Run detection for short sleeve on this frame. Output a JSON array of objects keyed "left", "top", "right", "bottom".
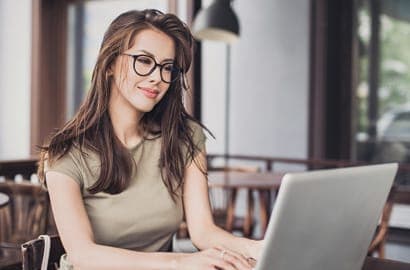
[
  {"left": 44, "top": 148, "right": 84, "bottom": 189},
  {"left": 191, "top": 121, "right": 206, "bottom": 153},
  {"left": 184, "top": 120, "right": 207, "bottom": 166}
]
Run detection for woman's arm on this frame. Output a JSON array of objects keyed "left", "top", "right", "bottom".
[
  {"left": 47, "top": 171, "right": 251, "bottom": 270},
  {"left": 183, "top": 152, "right": 263, "bottom": 260},
  {"left": 46, "top": 171, "right": 181, "bottom": 270}
]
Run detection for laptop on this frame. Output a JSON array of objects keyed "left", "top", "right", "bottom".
[{"left": 256, "top": 163, "right": 398, "bottom": 270}]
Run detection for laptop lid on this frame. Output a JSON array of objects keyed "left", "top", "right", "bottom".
[{"left": 256, "top": 163, "right": 398, "bottom": 270}]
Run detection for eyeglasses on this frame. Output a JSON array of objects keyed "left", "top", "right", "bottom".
[{"left": 122, "top": 54, "right": 181, "bottom": 83}]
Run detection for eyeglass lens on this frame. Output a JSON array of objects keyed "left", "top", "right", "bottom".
[{"left": 134, "top": 55, "right": 179, "bottom": 83}]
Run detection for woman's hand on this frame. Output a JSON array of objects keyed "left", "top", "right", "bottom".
[
  {"left": 176, "top": 247, "right": 254, "bottom": 270},
  {"left": 245, "top": 239, "right": 264, "bottom": 262}
]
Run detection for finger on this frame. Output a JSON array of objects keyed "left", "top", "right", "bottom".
[
  {"left": 247, "top": 257, "right": 257, "bottom": 267},
  {"left": 222, "top": 248, "right": 247, "bottom": 260},
  {"left": 213, "top": 247, "right": 251, "bottom": 268},
  {"left": 222, "top": 253, "right": 252, "bottom": 270},
  {"left": 209, "top": 256, "right": 237, "bottom": 270},
  {"left": 224, "top": 249, "right": 252, "bottom": 268}
]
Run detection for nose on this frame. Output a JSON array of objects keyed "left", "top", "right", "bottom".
[{"left": 148, "top": 65, "right": 162, "bottom": 83}]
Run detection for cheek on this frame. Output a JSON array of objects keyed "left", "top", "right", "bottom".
[
  {"left": 158, "top": 84, "right": 171, "bottom": 98},
  {"left": 113, "top": 60, "right": 141, "bottom": 90},
  {"left": 117, "top": 74, "right": 143, "bottom": 92}
]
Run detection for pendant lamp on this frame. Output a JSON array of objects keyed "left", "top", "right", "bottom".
[{"left": 192, "top": 0, "right": 240, "bottom": 43}]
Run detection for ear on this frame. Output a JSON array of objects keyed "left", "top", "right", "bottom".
[{"left": 105, "top": 67, "right": 115, "bottom": 79}]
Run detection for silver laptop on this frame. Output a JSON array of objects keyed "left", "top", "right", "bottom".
[{"left": 256, "top": 163, "right": 398, "bottom": 270}]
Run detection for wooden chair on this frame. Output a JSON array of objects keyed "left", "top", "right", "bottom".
[
  {"left": 208, "top": 166, "right": 260, "bottom": 237},
  {"left": 21, "top": 235, "right": 65, "bottom": 270},
  {"left": 368, "top": 186, "right": 410, "bottom": 258},
  {"left": 0, "top": 192, "right": 10, "bottom": 241},
  {"left": 0, "top": 181, "right": 50, "bottom": 249},
  {"left": 176, "top": 166, "right": 260, "bottom": 239},
  {"left": 0, "top": 192, "right": 22, "bottom": 269}
]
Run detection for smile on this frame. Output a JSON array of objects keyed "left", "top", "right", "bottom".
[{"left": 139, "top": 87, "right": 159, "bottom": 99}]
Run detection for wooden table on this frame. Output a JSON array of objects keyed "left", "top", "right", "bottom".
[
  {"left": 2, "top": 253, "right": 409, "bottom": 270},
  {"left": 208, "top": 171, "right": 284, "bottom": 189},
  {"left": 363, "top": 256, "right": 410, "bottom": 270},
  {"left": 208, "top": 171, "right": 284, "bottom": 236}
]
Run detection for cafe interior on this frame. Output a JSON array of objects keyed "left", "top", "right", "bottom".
[{"left": 1, "top": 0, "right": 410, "bottom": 269}]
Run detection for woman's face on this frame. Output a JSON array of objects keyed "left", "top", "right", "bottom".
[{"left": 110, "top": 28, "right": 176, "bottom": 116}]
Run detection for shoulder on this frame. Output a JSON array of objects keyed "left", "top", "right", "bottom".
[
  {"left": 51, "top": 144, "right": 95, "bottom": 166},
  {"left": 45, "top": 145, "right": 98, "bottom": 189},
  {"left": 186, "top": 119, "right": 206, "bottom": 143},
  {"left": 186, "top": 119, "right": 205, "bottom": 135}
]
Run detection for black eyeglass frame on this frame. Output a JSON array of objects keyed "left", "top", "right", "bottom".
[{"left": 122, "top": 53, "right": 182, "bottom": 83}]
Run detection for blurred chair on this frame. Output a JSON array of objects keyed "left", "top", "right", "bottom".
[
  {"left": 0, "top": 192, "right": 17, "bottom": 267},
  {"left": 0, "top": 192, "right": 10, "bottom": 241},
  {"left": 368, "top": 186, "right": 410, "bottom": 258},
  {"left": 176, "top": 166, "right": 260, "bottom": 239},
  {"left": 0, "top": 181, "right": 50, "bottom": 251},
  {"left": 208, "top": 166, "right": 260, "bottom": 237},
  {"left": 22, "top": 235, "right": 65, "bottom": 270}
]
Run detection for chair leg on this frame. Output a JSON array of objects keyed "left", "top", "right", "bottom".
[
  {"left": 258, "top": 190, "right": 269, "bottom": 237},
  {"left": 243, "top": 189, "right": 254, "bottom": 237},
  {"left": 378, "top": 240, "right": 386, "bottom": 259},
  {"left": 225, "top": 189, "right": 237, "bottom": 232},
  {"left": 368, "top": 201, "right": 393, "bottom": 258}
]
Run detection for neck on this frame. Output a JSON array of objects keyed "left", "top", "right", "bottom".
[{"left": 108, "top": 96, "right": 144, "bottom": 149}]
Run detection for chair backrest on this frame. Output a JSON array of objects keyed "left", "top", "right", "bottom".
[
  {"left": 208, "top": 166, "right": 260, "bottom": 236},
  {"left": 177, "top": 166, "right": 260, "bottom": 239},
  {"left": 391, "top": 186, "right": 410, "bottom": 205},
  {"left": 0, "top": 192, "right": 10, "bottom": 241},
  {"left": 0, "top": 181, "right": 49, "bottom": 247},
  {"left": 21, "top": 235, "right": 65, "bottom": 270},
  {"left": 208, "top": 166, "right": 260, "bottom": 212}
]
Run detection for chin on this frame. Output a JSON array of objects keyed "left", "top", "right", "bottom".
[
  {"left": 134, "top": 103, "right": 156, "bottom": 113},
  {"left": 130, "top": 97, "right": 161, "bottom": 113}
]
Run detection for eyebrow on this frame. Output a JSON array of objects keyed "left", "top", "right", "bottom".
[{"left": 135, "top": 50, "right": 175, "bottom": 63}]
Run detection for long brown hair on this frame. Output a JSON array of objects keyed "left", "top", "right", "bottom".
[{"left": 38, "top": 9, "right": 208, "bottom": 200}]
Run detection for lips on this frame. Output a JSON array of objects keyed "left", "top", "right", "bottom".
[{"left": 139, "top": 87, "right": 159, "bottom": 99}]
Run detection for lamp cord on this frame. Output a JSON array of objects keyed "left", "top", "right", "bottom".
[{"left": 225, "top": 44, "right": 231, "bottom": 166}]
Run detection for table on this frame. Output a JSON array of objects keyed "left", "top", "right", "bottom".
[
  {"left": 363, "top": 256, "right": 410, "bottom": 270},
  {"left": 0, "top": 254, "right": 408, "bottom": 270},
  {"left": 208, "top": 171, "right": 283, "bottom": 189},
  {"left": 208, "top": 171, "right": 284, "bottom": 236}
]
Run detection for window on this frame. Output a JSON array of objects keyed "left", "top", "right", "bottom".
[{"left": 355, "top": 0, "right": 410, "bottom": 185}]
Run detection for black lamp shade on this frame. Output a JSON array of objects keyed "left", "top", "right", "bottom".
[{"left": 192, "top": 0, "right": 240, "bottom": 43}]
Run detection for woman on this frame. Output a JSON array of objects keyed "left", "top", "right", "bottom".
[{"left": 38, "top": 9, "right": 262, "bottom": 270}]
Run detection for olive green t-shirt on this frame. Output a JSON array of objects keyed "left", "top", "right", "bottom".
[{"left": 45, "top": 122, "right": 206, "bottom": 252}]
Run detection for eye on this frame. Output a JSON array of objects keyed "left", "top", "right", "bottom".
[
  {"left": 163, "top": 63, "right": 174, "bottom": 73},
  {"left": 136, "top": 55, "right": 153, "bottom": 65}
]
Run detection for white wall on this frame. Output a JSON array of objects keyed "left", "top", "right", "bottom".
[
  {"left": 202, "top": 0, "right": 310, "bottom": 158},
  {"left": 0, "top": 0, "right": 32, "bottom": 159}
]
